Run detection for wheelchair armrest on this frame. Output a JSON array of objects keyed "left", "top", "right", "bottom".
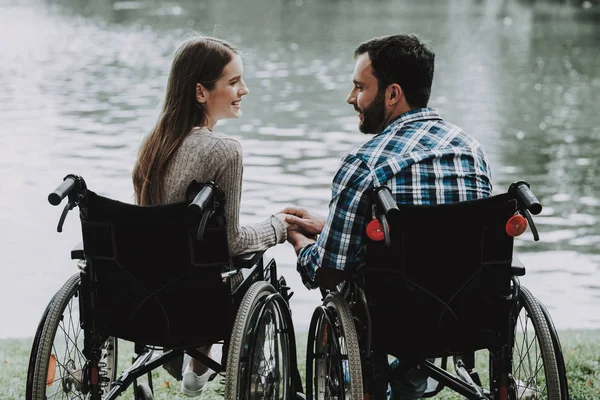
[
  {"left": 233, "top": 249, "right": 267, "bottom": 269},
  {"left": 511, "top": 256, "right": 526, "bottom": 276},
  {"left": 316, "top": 267, "right": 350, "bottom": 291},
  {"left": 71, "top": 242, "right": 84, "bottom": 260}
]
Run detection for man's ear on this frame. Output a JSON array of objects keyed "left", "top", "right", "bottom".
[
  {"left": 387, "top": 83, "right": 403, "bottom": 106},
  {"left": 196, "top": 83, "right": 207, "bottom": 103}
]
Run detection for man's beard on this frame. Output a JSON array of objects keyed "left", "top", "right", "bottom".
[{"left": 359, "top": 90, "right": 386, "bottom": 134}]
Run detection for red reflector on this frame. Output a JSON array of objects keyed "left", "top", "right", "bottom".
[
  {"left": 506, "top": 214, "right": 528, "bottom": 237},
  {"left": 46, "top": 354, "right": 57, "bottom": 386},
  {"left": 366, "top": 219, "right": 386, "bottom": 241}
]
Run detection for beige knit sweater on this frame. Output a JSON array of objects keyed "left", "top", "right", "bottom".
[{"left": 161, "top": 127, "right": 286, "bottom": 256}]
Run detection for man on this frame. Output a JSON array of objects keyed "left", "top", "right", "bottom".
[{"left": 284, "top": 34, "right": 492, "bottom": 399}]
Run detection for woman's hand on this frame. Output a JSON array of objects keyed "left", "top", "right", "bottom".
[{"left": 273, "top": 213, "right": 291, "bottom": 231}]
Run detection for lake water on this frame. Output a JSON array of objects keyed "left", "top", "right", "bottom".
[{"left": 1, "top": 0, "right": 599, "bottom": 338}]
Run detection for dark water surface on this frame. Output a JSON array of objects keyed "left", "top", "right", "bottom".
[{"left": 1, "top": 0, "right": 599, "bottom": 338}]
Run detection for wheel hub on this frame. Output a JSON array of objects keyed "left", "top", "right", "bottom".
[{"left": 61, "top": 359, "right": 85, "bottom": 394}]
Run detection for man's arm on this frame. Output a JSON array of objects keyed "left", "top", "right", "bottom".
[{"left": 290, "top": 154, "right": 373, "bottom": 289}]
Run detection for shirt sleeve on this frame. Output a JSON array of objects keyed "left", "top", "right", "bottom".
[
  {"left": 297, "top": 153, "right": 374, "bottom": 289},
  {"left": 214, "top": 139, "right": 281, "bottom": 256}
]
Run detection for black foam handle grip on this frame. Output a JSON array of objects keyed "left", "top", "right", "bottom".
[
  {"left": 48, "top": 177, "right": 76, "bottom": 206},
  {"left": 375, "top": 186, "right": 400, "bottom": 219},
  {"left": 188, "top": 184, "right": 216, "bottom": 216},
  {"left": 511, "top": 181, "right": 542, "bottom": 215}
]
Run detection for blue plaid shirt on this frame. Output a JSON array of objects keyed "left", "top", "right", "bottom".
[{"left": 297, "top": 108, "right": 493, "bottom": 289}]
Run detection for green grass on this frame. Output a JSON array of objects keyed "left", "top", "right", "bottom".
[{"left": 2, "top": 331, "right": 598, "bottom": 399}]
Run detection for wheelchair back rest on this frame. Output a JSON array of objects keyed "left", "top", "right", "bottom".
[
  {"left": 77, "top": 189, "right": 234, "bottom": 346},
  {"left": 365, "top": 193, "right": 518, "bottom": 353}
]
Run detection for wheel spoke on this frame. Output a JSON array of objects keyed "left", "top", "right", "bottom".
[
  {"left": 507, "top": 289, "right": 560, "bottom": 399},
  {"left": 56, "top": 316, "right": 85, "bottom": 362},
  {"left": 29, "top": 275, "right": 112, "bottom": 400}
]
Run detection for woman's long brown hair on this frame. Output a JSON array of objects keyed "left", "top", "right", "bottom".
[{"left": 132, "top": 36, "right": 238, "bottom": 205}]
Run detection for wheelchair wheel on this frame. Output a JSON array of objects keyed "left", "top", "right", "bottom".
[
  {"left": 538, "top": 300, "right": 569, "bottom": 399},
  {"left": 26, "top": 291, "right": 57, "bottom": 399},
  {"left": 27, "top": 273, "right": 118, "bottom": 400},
  {"left": 492, "top": 286, "right": 561, "bottom": 399},
  {"left": 224, "top": 281, "right": 294, "bottom": 400},
  {"left": 307, "top": 292, "right": 363, "bottom": 400}
]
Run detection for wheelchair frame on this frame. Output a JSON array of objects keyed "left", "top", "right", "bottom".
[
  {"left": 27, "top": 174, "right": 304, "bottom": 400},
  {"left": 305, "top": 182, "right": 568, "bottom": 400}
]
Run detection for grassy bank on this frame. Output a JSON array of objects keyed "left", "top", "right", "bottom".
[{"left": 1, "top": 330, "right": 598, "bottom": 399}]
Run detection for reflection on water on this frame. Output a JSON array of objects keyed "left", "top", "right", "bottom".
[{"left": 1, "top": 0, "right": 599, "bottom": 338}]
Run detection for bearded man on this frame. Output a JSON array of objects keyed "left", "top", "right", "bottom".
[{"left": 283, "top": 34, "right": 493, "bottom": 399}]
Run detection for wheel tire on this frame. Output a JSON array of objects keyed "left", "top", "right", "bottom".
[
  {"left": 27, "top": 273, "right": 118, "bottom": 399},
  {"left": 26, "top": 291, "right": 57, "bottom": 399},
  {"left": 312, "top": 292, "right": 363, "bottom": 400},
  {"left": 135, "top": 382, "right": 154, "bottom": 400},
  {"left": 538, "top": 299, "right": 570, "bottom": 399},
  {"left": 507, "top": 286, "right": 562, "bottom": 399},
  {"left": 224, "top": 281, "right": 293, "bottom": 400}
]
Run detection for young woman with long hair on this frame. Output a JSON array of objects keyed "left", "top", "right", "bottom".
[{"left": 132, "top": 35, "right": 288, "bottom": 397}]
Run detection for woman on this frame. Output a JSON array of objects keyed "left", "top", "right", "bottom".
[{"left": 132, "top": 35, "right": 288, "bottom": 397}]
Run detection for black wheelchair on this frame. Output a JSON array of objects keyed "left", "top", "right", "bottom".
[
  {"left": 26, "top": 174, "right": 304, "bottom": 400},
  {"left": 305, "top": 181, "right": 568, "bottom": 400}
]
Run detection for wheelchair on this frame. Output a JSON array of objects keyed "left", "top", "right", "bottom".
[
  {"left": 305, "top": 181, "right": 568, "bottom": 400},
  {"left": 26, "top": 174, "right": 304, "bottom": 400}
]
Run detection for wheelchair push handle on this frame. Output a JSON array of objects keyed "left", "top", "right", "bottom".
[
  {"left": 48, "top": 176, "right": 77, "bottom": 206},
  {"left": 373, "top": 186, "right": 400, "bottom": 247},
  {"left": 48, "top": 174, "right": 87, "bottom": 233},
  {"left": 374, "top": 186, "right": 400, "bottom": 219},
  {"left": 509, "top": 181, "right": 542, "bottom": 215},
  {"left": 188, "top": 183, "right": 216, "bottom": 216},
  {"left": 188, "top": 182, "right": 218, "bottom": 240}
]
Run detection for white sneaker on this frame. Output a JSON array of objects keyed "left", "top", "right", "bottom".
[
  {"left": 181, "top": 364, "right": 212, "bottom": 398},
  {"left": 180, "top": 345, "right": 223, "bottom": 398}
]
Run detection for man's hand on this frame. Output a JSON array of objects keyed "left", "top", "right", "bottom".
[
  {"left": 286, "top": 228, "right": 316, "bottom": 255},
  {"left": 280, "top": 206, "right": 326, "bottom": 237}
]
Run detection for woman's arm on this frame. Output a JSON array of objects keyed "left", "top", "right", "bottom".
[{"left": 214, "top": 139, "right": 286, "bottom": 256}]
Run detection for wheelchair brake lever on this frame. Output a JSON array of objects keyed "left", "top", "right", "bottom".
[
  {"left": 57, "top": 200, "right": 76, "bottom": 233},
  {"left": 380, "top": 213, "right": 391, "bottom": 247},
  {"left": 521, "top": 208, "right": 539, "bottom": 241},
  {"left": 196, "top": 209, "right": 212, "bottom": 240}
]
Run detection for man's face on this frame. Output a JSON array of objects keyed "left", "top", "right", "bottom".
[{"left": 347, "top": 53, "right": 386, "bottom": 134}]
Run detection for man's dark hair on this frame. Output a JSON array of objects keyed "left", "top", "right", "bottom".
[{"left": 355, "top": 34, "right": 435, "bottom": 108}]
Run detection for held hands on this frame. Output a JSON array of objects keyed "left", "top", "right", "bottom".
[
  {"left": 278, "top": 207, "right": 326, "bottom": 254},
  {"left": 280, "top": 207, "right": 325, "bottom": 236}
]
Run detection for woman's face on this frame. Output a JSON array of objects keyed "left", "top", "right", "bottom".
[{"left": 203, "top": 54, "right": 249, "bottom": 129}]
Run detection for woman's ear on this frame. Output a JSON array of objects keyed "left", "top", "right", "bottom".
[{"left": 196, "top": 83, "right": 207, "bottom": 104}]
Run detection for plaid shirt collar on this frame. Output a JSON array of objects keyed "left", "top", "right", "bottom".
[{"left": 379, "top": 107, "right": 442, "bottom": 136}]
